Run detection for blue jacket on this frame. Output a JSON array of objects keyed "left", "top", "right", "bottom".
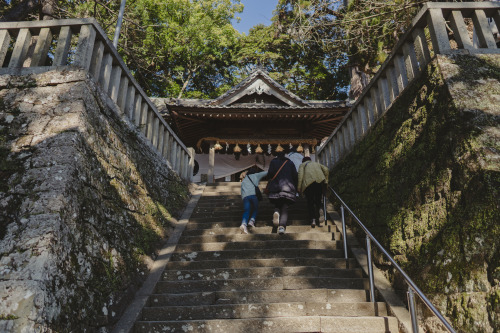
[{"left": 241, "top": 171, "right": 267, "bottom": 199}]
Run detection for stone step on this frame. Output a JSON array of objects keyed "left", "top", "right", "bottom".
[
  {"left": 141, "top": 302, "right": 388, "bottom": 321},
  {"left": 184, "top": 219, "right": 331, "bottom": 229},
  {"left": 174, "top": 240, "right": 342, "bottom": 253},
  {"left": 170, "top": 248, "right": 344, "bottom": 262},
  {"left": 189, "top": 211, "right": 312, "bottom": 221},
  {"left": 177, "top": 232, "right": 340, "bottom": 244},
  {"left": 134, "top": 316, "right": 399, "bottom": 333},
  {"left": 154, "top": 276, "right": 368, "bottom": 294},
  {"left": 181, "top": 225, "right": 340, "bottom": 236},
  {"left": 163, "top": 266, "right": 363, "bottom": 281},
  {"left": 165, "top": 258, "right": 357, "bottom": 271},
  {"left": 189, "top": 212, "right": 318, "bottom": 226},
  {"left": 148, "top": 288, "right": 369, "bottom": 306}
]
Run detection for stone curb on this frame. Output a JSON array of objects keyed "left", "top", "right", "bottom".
[{"left": 111, "top": 183, "right": 206, "bottom": 333}]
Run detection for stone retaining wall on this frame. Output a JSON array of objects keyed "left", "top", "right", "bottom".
[
  {"left": 0, "top": 69, "right": 189, "bottom": 332},
  {"left": 329, "top": 54, "right": 499, "bottom": 333}
]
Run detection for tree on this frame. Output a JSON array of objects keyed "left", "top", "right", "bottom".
[
  {"left": 273, "top": 0, "right": 426, "bottom": 99},
  {"left": 66, "top": 0, "right": 243, "bottom": 98},
  {"left": 235, "top": 2, "right": 349, "bottom": 100},
  {"left": 1, "top": 0, "right": 58, "bottom": 21},
  {"left": 1, "top": 0, "right": 243, "bottom": 98}
]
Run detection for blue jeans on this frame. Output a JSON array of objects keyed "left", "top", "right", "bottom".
[{"left": 241, "top": 195, "right": 259, "bottom": 225}]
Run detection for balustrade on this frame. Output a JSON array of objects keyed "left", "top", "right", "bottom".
[
  {"left": 317, "top": 2, "right": 500, "bottom": 167},
  {"left": 0, "top": 18, "right": 193, "bottom": 181}
]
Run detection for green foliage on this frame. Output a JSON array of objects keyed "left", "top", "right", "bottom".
[
  {"left": 0, "top": 314, "right": 19, "bottom": 320},
  {"left": 235, "top": 1, "right": 349, "bottom": 100},
  {"left": 65, "top": 0, "right": 244, "bottom": 98}
]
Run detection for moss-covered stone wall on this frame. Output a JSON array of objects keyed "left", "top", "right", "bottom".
[
  {"left": 0, "top": 70, "right": 189, "bottom": 332},
  {"left": 330, "top": 54, "right": 499, "bottom": 333}
]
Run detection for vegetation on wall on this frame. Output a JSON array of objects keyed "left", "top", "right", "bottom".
[{"left": 329, "top": 55, "right": 500, "bottom": 332}]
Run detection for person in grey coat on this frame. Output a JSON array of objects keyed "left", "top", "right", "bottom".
[{"left": 266, "top": 151, "right": 298, "bottom": 234}]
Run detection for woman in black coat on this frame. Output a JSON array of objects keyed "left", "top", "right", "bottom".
[{"left": 266, "top": 151, "right": 298, "bottom": 234}]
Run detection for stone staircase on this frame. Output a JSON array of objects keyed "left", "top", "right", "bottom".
[{"left": 134, "top": 182, "right": 399, "bottom": 332}]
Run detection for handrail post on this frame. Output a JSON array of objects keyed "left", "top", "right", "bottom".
[
  {"left": 340, "top": 205, "right": 348, "bottom": 262},
  {"left": 323, "top": 194, "right": 327, "bottom": 225},
  {"left": 366, "top": 235, "right": 376, "bottom": 303},
  {"left": 408, "top": 286, "right": 420, "bottom": 333}
]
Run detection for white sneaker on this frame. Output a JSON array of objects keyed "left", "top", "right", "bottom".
[
  {"left": 278, "top": 226, "right": 285, "bottom": 235},
  {"left": 240, "top": 224, "right": 248, "bottom": 234},
  {"left": 273, "top": 212, "right": 280, "bottom": 227},
  {"left": 248, "top": 220, "right": 256, "bottom": 228}
]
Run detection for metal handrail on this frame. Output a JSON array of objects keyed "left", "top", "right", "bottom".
[{"left": 326, "top": 185, "right": 456, "bottom": 333}]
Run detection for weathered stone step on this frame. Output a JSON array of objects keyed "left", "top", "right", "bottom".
[
  {"left": 189, "top": 210, "right": 312, "bottom": 221},
  {"left": 184, "top": 219, "right": 329, "bottom": 229},
  {"left": 134, "top": 316, "right": 399, "bottom": 333},
  {"left": 182, "top": 225, "right": 340, "bottom": 236},
  {"left": 170, "top": 248, "right": 344, "bottom": 262},
  {"left": 163, "top": 266, "right": 363, "bottom": 281},
  {"left": 177, "top": 232, "right": 340, "bottom": 244},
  {"left": 154, "top": 277, "right": 368, "bottom": 293},
  {"left": 193, "top": 202, "right": 310, "bottom": 209},
  {"left": 141, "top": 302, "right": 388, "bottom": 321},
  {"left": 165, "top": 258, "right": 357, "bottom": 270},
  {"left": 148, "top": 288, "right": 369, "bottom": 307},
  {"left": 174, "top": 240, "right": 342, "bottom": 253}
]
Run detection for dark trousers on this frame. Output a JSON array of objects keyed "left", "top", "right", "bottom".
[
  {"left": 271, "top": 198, "right": 293, "bottom": 227},
  {"left": 304, "top": 182, "right": 323, "bottom": 221}
]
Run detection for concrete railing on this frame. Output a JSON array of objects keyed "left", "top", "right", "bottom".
[
  {"left": 0, "top": 18, "right": 194, "bottom": 181},
  {"left": 317, "top": 2, "right": 500, "bottom": 168}
]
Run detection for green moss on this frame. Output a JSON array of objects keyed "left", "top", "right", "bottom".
[
  {"left": 0, "top": 314, "right": 19, "bottom": 320},
  {"left": 330, "top": 55, "right": 500, "bottom": 332}
]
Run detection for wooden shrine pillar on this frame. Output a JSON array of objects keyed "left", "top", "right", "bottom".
[
  {"left": 304, "top": 144, "right": 311, "bottom": 157},
  {"left": 208, "top": 141, "right": 215, "bottom": 183}
]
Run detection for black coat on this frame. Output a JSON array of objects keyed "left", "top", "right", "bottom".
[{"left": 267, "top": 157, "right": 298, "bottom": 202}]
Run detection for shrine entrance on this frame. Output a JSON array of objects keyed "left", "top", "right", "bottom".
[{"left": 153, "top": 69, "right": 349, "bottom": 182}]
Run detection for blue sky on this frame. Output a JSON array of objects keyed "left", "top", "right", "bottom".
[{"left": 232, "top": 0, "right": 279, "bottom": 34}]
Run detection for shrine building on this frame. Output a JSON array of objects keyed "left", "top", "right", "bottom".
[{"left": 153, "top": 69, "right": 349, "bottom": 182}]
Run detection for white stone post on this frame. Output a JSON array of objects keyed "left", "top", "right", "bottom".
[
  {"left": 74, "top": 25, "right": 96, "bottom": 71},
  {"left": 99, "top": 53, "right": 113, "bottom": 92},
  {"left": 472, "top": 9, "right": 498, "bottom": 49},
  {"left": 394, "top": 54, "right": 409, "bottom": 91},
  {"left": 109, "top": 66, "right": 122, "bottom": 103},
  {"left": 386, "top": 65, "right": 399, "bottom": 102},
  {"left": 448, "top": 11, "right": 474, "bottom": 50},
  {"left": 402, "top": 42, "right": 420, "bottom": 81},
  {"left": 152, "top": 117, "right": 160, "bottom": 147},
  {"left": 54, "top": 26, "right": 72, "bottom": 66},
  {"left": 412, "top": 28, "right": 431, "bottom": 69},
  {"left": 89, "top": 40, "right": 104, "bottom": 79},
  {"left": 9, "top": 28, "right": 31, "bottom": 68},
  {"left": 31, "top": 28, "right": 52, "bottom": 66},
  {"left": 427, "top": 8, "right": 451, "bottom": 53},
  {"left": 117, "top": 76, "right": 129, "bottom": 113},
  {"left": 139, "top": 101, "right": 148, "bottom": 134},
  {"left": 0, "top": 30, "right": 11, "bottom": 66},
  {"left": 157, "top": 125, "right": 165, "bottom": 153}
]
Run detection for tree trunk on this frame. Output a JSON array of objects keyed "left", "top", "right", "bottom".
[
  {"left": 41, "top": 0, "right": 58, "bottom": 20},
  {"left": 0, "top": 0, "right": 38, "bottom": 22},
  {"left": 349, "top": 65, "right": 369, "bottom": 101}
]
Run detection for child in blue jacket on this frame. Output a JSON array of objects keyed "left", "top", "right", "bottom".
[{"left": 240, "top": 166, "right": 267, "bottom": 234}]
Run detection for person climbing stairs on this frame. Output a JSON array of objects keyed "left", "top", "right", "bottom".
[{"left": 133, "top": 182, "right": 399, "bottom": 332}]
